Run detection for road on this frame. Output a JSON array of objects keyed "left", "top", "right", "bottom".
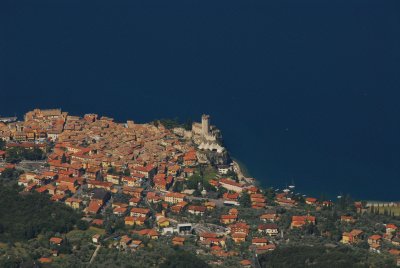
[{"left": 89, "top": 244, "right": 101, "bottom": 264}]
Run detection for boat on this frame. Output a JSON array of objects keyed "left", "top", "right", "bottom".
[{"left": 289, "top": 179, "right": 295, "bottom": 189}]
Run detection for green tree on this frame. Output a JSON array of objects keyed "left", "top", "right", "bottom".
[
  {"left": 61, "top": 153, "right": 67, "bottom": 163},
  {"left": 0, "top": 139, "right": 5, "bottom": 150},
  {"left": 77, "top": 220, "right": 89, "bottom": 230},
  {"left": 239, "top": 192, "right": 251, "bottom": 208},
  {"left": 160, "top": 250, "right": 210, "bottom": 268}
]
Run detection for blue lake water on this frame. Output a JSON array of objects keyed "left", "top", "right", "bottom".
[{"left": 1, "top": 0, "right": 400, "bottom": 200}]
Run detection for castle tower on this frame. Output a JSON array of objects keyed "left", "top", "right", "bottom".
[{"left": 201, "top": 114, "right": 210, "bottom": 137}]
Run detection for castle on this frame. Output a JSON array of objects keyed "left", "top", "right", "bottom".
[{"left": 192, "top": 115, "right": 224, "bottom": 154}]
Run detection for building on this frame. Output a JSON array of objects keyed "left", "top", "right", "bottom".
[
  {"left": 291, "top": 216, "right": 316, "bottom": 228},
  {"left": 341, "top": 229, "right": 363, "bottom": 244},
  {"left": 258, "top": 224, "right": 279, "bottom": 236},
  {"left": 219, "top": 178, "right": 243, "bottom": 193},
  {"left": 164, "top": 192, "right": 186, "bottom": 204}
]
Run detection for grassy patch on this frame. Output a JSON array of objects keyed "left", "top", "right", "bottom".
[
  {"left": 89, "top": 226, "right": 106, "bottom": 235},
  {"left": 201, "top": 165, "right": 218, "bottom": 181},
  {"left": 66, "top": 227, "right": 105, "bottom": 243}
]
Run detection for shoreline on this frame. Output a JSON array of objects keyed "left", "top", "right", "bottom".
[
  {"left": 230, "top": 157, "right": 250, "bottom": 177},
  {"left": 230, "top": 159, "right": 400, "bottom": 204}
]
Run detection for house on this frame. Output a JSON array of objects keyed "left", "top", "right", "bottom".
[
  {"left": 341, "top": 215, "right": 356, "bottom": 223},
  {"left": 240, "top": 260, "right": 252, "bottom": 268},
  {"left": 38, "top": 257, "right": 53, "bottom": 264},
  {"left": 246, "top": 186, "right": 259, "bottom": 194},
  {"left": 260, "top": 211, "right": 278, "bottom": 222},
  {"left": 250, "top": 193, "right": 267, "bottom": 209},
  {"left": 92, "top": 234, "right": 101, "bottom": 244},
  {"left": 368, "top": 234, "right": 382, "bottom": 246},
  {"left": 172, "top": 236, "right": 185, "bottom": 246},
  {"left": 219, "top": 178, "right": 243, "bottom": 193},
  {"left": 228, "top": 208, "right": 239, "bottom": 216},
  {"left": 134, "top": 229, "right": 160, "bottom": 240},
  {"left": 341, "top": 229, "right": 363, "bottom": 244},
  {"left": 120, "top": 235, "right": 132, "bottom": 248},
  {"left": 217, "top": 165, "right": 231, "bottom": 175},
  {"left": 49, "top": 237, "right": 63, "bottom": 246},
  {"left": 258, "top": 224, "right": 279, "bottom": 236},
  {"left": 169, "top": 200, "right": 187, "bottom": 213},
  {"left": 129, "top": 197, "right": 141, "bottom": 207},
  {"left": 369, "top": 243, "right": 381, "bottom": 253},
  {"left": 130, "top": 207, "right": 150, "bottom": 218},
  {"left": 276, "top": 197, "right": 297, "bottom": 207},
  {"left": 232, "top": 232, "right": 247, "bottom": 243},
  {"left": 386, "top": 224, "right": 398, "bottom": 235},
  {"left": 223, "top": 192, "right": 239, "bottom": 201},
  {"left": 92, "top": 219, "right": 104, "bottom": 227},
  {"left": 199, "top": 232, "right": 218, "bottom": 241},
  {"left": 252, "top": 238, "right": 268, "bottom": 247},
  {"left": 389, "top": 249, "right": 400, "bottom": 256},
  {"left": 65, "top": 198, "right": 83, "bottom": 209},
  {"left": 322, "top": 200, "right": 333, "bottom": 207},
  {"left": 133, "top": 165, "right": 156, "bottom": 179},
  {"left": 187, "top": 205, "right": 206, "bottom": 216},
  {"left": 147, "top": 191, "right": 162, "bottom": 203},
  {"left": 157, "top": 217, "right": 170, "bottom": 228},
  {"left": 105, "top": 174, "right": 120, "bottom": 185},
  {"left": 121, "top": 174, "right": 145, "bottom": 187},
  {"left": 167, "top": 165, "right": 180, "bottom": 176},
  {"left": 183, "top": 151, "right": 197, "bottom": 166},
  {"left": 125, "top": 216, "right": 146, "bottom": 226},
  {"left": 125, "top": 216, "right": 135, "bottom": 226},
  {"left": 164, "top": 192, "right": 186, "bottom": 204},
  {"left": 255, "top": 244, "right": 276, "bottom": 254},
  {"left": 87, "top": 180, "right": 113, "bottom": 191},
  {"left": 392, "top": 237, "right": 400, "bottom": 246},
  {"left": 113, "top": 207, "right": 128, "bottom": 216},
  {"left": 290, "top": 216, "right": 316, "bottom": 228},
  {"left": 220, "top": 214, "right": 237, "bottom": 224},
  {"left": 305, "top": 197, "right": 318, "bottom": 205},
  {"left": 130, "top": 240, "right": 144, "bottom": 251},
  {"left": 86, "top": 201, "right": 103, "bottom": 214},
  {"left": 183, "top": 168, "right": 194, "bottom": 177},
  {"left": 205, "top": 201, "right": 216, "bottom": 210},
  {"left": 229, "top": 222, "right": 250, "bottom": 235}
]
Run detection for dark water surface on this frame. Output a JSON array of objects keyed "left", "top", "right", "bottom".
[{"left": 1, "top": 0, "right": 400, "bottom": 200}]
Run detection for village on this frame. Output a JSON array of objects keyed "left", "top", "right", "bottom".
[{"left": 0, "top": 108, "right": 399, "bottom": 267}]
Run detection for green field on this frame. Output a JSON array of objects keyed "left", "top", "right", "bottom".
[{"left": 66, "top": 226, "right": 105, "bottom": 243}]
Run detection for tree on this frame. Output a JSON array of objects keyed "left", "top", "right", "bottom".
[
  {"left": 77, "top": 220, "right": 89, "bottom": 230},
  {"left": 239, "top": 192, "right": 251, "bottom": 208},
  {"left": 0, "top": 168, "right": 23, "bottom": 180},
  {"left": 173, "top": 181, "right": 184, "bottom": 192},
  {"left": 0, "top": 139, "right": 5, "bottom": 150},
  {"left": 61, "top": 153, "right": 67, "bottom": 164},
  {"left": 160, "top": 250, "right": 210, "bottom": 268},
  {"left": 264, "top": 187, "right": 276, "bottom": 201},
  {"left": 0, "top": 183, "right": 80, "bottom": 241},
  {"left": 123, "top": 168, "right": 131, "bottom": 176}
]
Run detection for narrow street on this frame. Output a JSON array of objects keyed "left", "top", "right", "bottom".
[{"left": 89, "top": 244, "right": 101, "bottom": 264}]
